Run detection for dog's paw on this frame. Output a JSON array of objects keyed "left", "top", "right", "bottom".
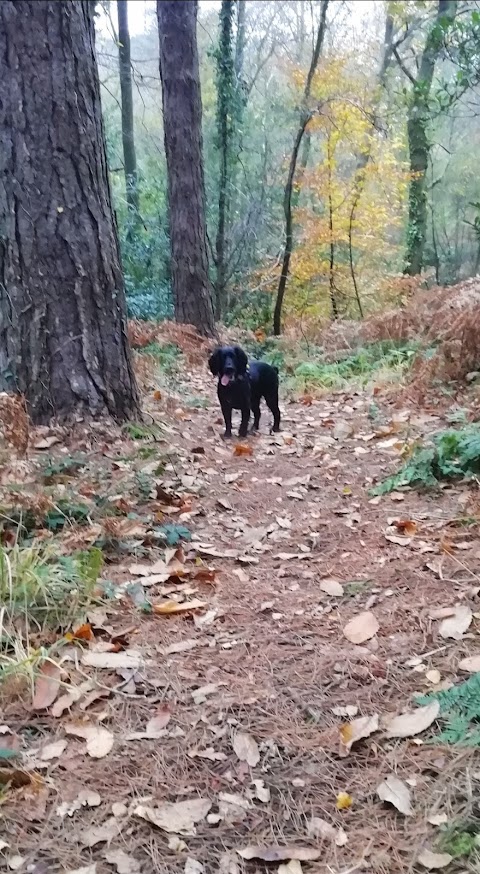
[{"left": 222, "top": 431, "right": 233, "bottom": 440}]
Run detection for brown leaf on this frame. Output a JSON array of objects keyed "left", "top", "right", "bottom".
[
  {"left": 339, "top": 714, "right": 379, "bottom": 756},
  {"left": 65, "top": 723, "right": 114, "bottom": 758},
  {"left": 233, "top": 443, "right": 253, "bottom": 457},
  {"left": 32, "top": 660, "right": 62, "bottom": 711},
  {"left": 104, "top": 851, "right": 140, "bottom": 874},
  {"left": 134, "top": 798, "right": 211, "bottom": 834},
  {"left": 233, "top": 731, "right": 260, "bottom": 767},
  {"left": 343, "top": 611, "right": 379, "bottom": 644},
  {"left": 377, "top": 775, "right": 413, "bottom": 816},
  {"left": 81, "top": 650, "right": 142, "bottom": 670},
  {"left": 438, "top": 605, "right": 472, "bottom": 640},
  {"left": 395, "top": 519, "right": 417, "bottom": 536},
  {"left": 319, "top": 578, "right": 344, "bottom": 597},
  {"left": 152, "top": 599, "right": 206, "bottom": 615},
  {"left": 417, "top": 850, "right": 453, "bottom": 870},
  {"left": 458, "top": 655, "right": 480, "bottom": 673},
  {"left": 237, "top": 846, "right": 320, "bottom": 862},
  {"left": 385, "top": 701, "right": 440, "bottom": 738}
]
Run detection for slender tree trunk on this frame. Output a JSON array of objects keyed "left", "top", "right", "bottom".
[
  {"left": 273, "top": 0, "right": 329, "bottom": 336},
  {"left": 0, "top": 0, "right": 139, "bottom": 425},
  {"left": 235, "top": 0, "right": 246, "bottom": 80},
  {"left": 327, "top": 135, "right": 338, "bottom": 320},
  {"left": 117, "top": 0, "right": 139, "bottom": 219},
  {"left": 157, "top": 0, "right": 215, "bottom": 337},
  {"left": 347, "top": 11, "right": 394, "bottom": 318},
  {"left": 214, "top": 0, "right": 235, "bottom": 320},
  {"left": 404, "top": 0, "right": 456, "bottom": 276}
]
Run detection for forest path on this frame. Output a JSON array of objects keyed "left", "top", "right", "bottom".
[{"left": 3, "top": 363, "right": 478, "bottom": 874}]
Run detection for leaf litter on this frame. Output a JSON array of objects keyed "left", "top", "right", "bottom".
[{"left": 4, "top": 333, "right": 480, "bottom": 874}]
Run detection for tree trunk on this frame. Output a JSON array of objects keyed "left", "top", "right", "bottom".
[
  {"left": 0, "top": 0, "right": 139, "bottom": 425},
  {"left": 273, "top": 0, "right": 329, "bottom": 336},
  {"left": 157, "top": 0, "right": 215, "bottom": 337},
  {"left": 234, "top": 0, "right": 246, "bottom": 81},
  {"left": 117, "top": 0, "right": 139, "bottom": 218},
  {"left": 404, "top": 0, "right": 456, "bottom": 276},
  {"left": 214, "top": 0, "right": 235, "bottom": 320},
  {"left": 347, "top": 11, "right": 394, "bottom": 317}
]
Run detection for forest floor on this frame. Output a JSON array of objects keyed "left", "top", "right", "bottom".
[{"left": 1, "top": 337, "right": 480, "bottom": 874}]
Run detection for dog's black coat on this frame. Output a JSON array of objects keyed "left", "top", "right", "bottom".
[{"left": 208, "top": 345, "right": 281, "bottom": 438}]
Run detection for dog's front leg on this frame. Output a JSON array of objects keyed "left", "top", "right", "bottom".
[
  {"left": 220, "top": 399, "right": 233, "bottom": 439},
  {"left": 239, "top": 406, "right": 250, "bottom": 438}
]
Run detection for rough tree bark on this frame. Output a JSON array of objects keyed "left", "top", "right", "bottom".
[
  {"left": 0, "top": 0, "right": 139, "bottom": 425},
  {"left": 157, "top": 0, "right": 215, "bottom": 337},
  {"left": 117, "top": 0, "right": 139, "bottom": 218},
  {"left": 404, "top": 0, "right": 456, "bottom": 276},
  {"left": 273, "top": 0, "right": 329, "bottom": 336}
]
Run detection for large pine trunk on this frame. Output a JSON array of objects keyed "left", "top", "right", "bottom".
[
  {"left": 157, "top": 0, "right": 215, "bottom": 337},
  {"left": 0, "top": 0, "right": 139, "bottom": 425}
]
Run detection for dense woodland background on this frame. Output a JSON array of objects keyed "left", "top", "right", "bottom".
[{"left": 97, "top": 0, "right": 480, "bottom": 334}]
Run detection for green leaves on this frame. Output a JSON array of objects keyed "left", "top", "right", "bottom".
[{"left": 371, "top": 426, "right": 480, "bottom": 495}]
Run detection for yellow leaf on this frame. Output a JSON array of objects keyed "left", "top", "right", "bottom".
[{"left": 336, "top": 791, "right": 353, "bottom": 810}]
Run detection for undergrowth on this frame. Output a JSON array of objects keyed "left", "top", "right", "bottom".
[
  {"left": 0, "top": 543, "right": 103, "bottom": 639},
  {"left": 372, "top": 425, "right": 480, "bottom": 495},
  {"left": 292, "top": 340, "right": 417, "bottom": 392},
  {"left": 417, "top": 673, "right": 480, "bottom": 746}
]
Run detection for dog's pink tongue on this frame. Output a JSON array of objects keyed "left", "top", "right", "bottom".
[{"left": 221, "top": 375, "right": 230, "bottom": 386}]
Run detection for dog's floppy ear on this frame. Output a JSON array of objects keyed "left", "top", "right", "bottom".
[
  {"left": 233, "top": 346, "right": 248, "bottom": 374},
  {"left": 208, "top": 348, "right": 222, "bottom": 376}
]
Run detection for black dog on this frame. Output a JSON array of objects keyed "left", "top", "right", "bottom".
[{"left": 208, "top": 345, "right": 281, "bottom": 438}]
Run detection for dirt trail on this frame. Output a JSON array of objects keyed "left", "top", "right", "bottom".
[{"left": 3, "top": 367, "right": 479, "bottom": 874}]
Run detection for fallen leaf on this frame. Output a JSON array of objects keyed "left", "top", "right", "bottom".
[
  {"left": 134, "top": 798, "right": 212, "bottom": 834},
  {"left": 336, "top": 791, "right": 353, "bottom": 810},
  {"left": 40, "top": 739, "right": 68, "bottom": 761},
  {"left": 343, "top": 611, "right": 379, "bottom": 644},
  {"left": 458, "top": 655, "right": 480, "bottom": 673},
  {"left": 333, "top": 420, "right": 354, "bottom": 441},
  {"left": 65, "top": 868, "right": 97, "bottom": 874},
  {"left": 395, "top": 519, "right": 417, "bottom": 536},
  {"left": 428, "top": 812, "right": 448, "bottom": 826},
  {"left": 104, "top": 850, "right": 140, "bottom": 874},
  {"left": 233, "top": 731, "right": 260, "bottom": 767},
  {"left": 51, "top": 681, "right": 91, "bottom": 717},
  {"left": 34, "top": 435, "right": 60, "bottom": 449},
  {"left": 161, "top": 639, "right": 199, "bottom": 655},
  {"left": 233, "top": 443, "right": 253, "bottom": 457},
  {"left": 320, "top": 578, "right": 344, "bottom": 597},
  {"left": 185, "top": 860, "right": 204, "bottom": 874},
  {"left": 339, "top": 714, "right": 379, "bottom": 756},
  {"left": 438, "top": 605, "right": 472, "bottom": 640},
  {"left": 83, "top": 816, "right": 122, "bottom": 847},
  {"left": 146, "top": 707, "right": 171, "bottom": 734},
  {"left": 385, "top": 701, "right": 440, "bottom": 738},
  {"left": 8, "top": 857, "right": 26, "bottom": 871},
  {"left": 152, "top": 599, "right": 206, "bottom": 615},
  {"left": 307, "top": 817, "right": 337, "bottom": 841},
  {"left": 332, "top": 705, "right": 358, "bottom": 718},
  {"left": 65, "top": 723, "right": 114, "bottom": 758},
  {"left": 278, "top": 862, "right": 303, "bottom": 874},
  {"left": 425, "top": 669, "right": 441, "bottom": 684},
  {"left": 32, "top": 660, "right": 62, "bottom": 711},
  {"left": 384, "top": 533, "right": 412, "bottom": 546},
  {"left": 252, "top": 779, "right": 270, "bottom": 803},
  {"left": 417, "top": 849, "right": 453, "bottom": 869},
  {"left": 377, "top": 775, "right": 413, "bottom": 816},
  {"left": 81, "top": 651, "right": 142, "bottom": 670},
  {"left": 237, "top": 847, "right": 320, "bottom": 862},
  {"left": 56, "top": 789, "right": 102, "bottom": 818}
]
